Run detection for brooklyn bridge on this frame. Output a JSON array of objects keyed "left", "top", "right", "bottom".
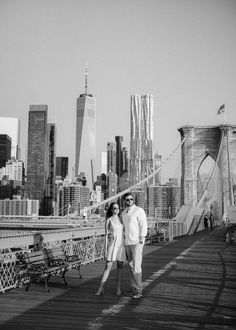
[{"left": 0, "top": 124, "right": 236, "bottom": 330}]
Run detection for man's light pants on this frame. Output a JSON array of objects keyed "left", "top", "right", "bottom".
[{"left": 125, "top": 243, "right": 144, "bottom": 294}]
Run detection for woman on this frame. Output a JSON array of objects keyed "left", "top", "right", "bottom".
[{"left": 95, "top": 202, "right": 126, "bottom": 296}]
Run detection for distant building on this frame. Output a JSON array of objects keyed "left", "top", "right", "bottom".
[
  {"left": 131, "top": 189, "right": 146, "bottom": 211},
  {"left": 154, "top": 153, "right": 162, "bottom": 185},
  {"left": 45, "top": 123, "right": 56, "bottom": 215},
  {"left": 130, "top": 94, "right": 154, "bottom": 186},
  {"left": 3, "top": 159, "right": 24, "bottom": 185},
  {"left": 25, "top": 105, "right": 48, "bottom": 215},
  {"left": 107, "top": 141, "right": 116, "bottom": 173},
  {"left": 0, "top": 134, "right": 11, "bottom": 168},
  {"left": 101, "top": 151, "right": 107, "bottom": 174},
  {"left": 56, "top": 157, "right": 68, "bottom": 180},
  {"left": 107, "top": 172, "right": 118, "bottom": 198},
  {"left": 119, "top": 172, "right": 129, "bottom": 193},
  {"left": 147, "top": 181, "right": 181, "bottom": 219},
  {"left": 122, "top": 147, "right": 129, "bottom": 174},
  {"left": 0, "top": 179, "right": 14, "bottom": 199},
  {"left": 56, "top": 182, "right": 90, "bottom": 216},
  {"left": 0, "top": 199, "right": 39, "bottom": 216},
  {"left": 0, "top": 168, "right": 4, "bottom": 179},
  {"left": 94, "top": 174, "right": 107, "bottom": 199},
  {"left": 75, "top": 67, "right": 96, "bottom": 191},
  {"left": 115, "top": 136, "right": 123, "bottom": 178},
  {"left": 0, "top": 117, "right": 20, "bottom": 159},
  {"left": 115, "top": 136, "right": 128, "bottom": 191},
  {"left": 95, "top": 185, "right": 103, "bottom": 203}
]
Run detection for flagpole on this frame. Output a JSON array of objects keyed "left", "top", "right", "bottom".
[{"left": 223, "top": 105, "right": 226, "bottom": 124}]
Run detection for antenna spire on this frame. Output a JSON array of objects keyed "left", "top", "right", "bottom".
[{"left": 85, "top": 62, "right": 88, "bottom": 95}]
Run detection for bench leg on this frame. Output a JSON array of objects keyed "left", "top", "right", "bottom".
[
  {"left": 45, "top": 274, "right": 50, "bottom": 292},
  {"left": 62, "top": 268, "right": 68, "bottom": 286},
  {"left": 26, "top": 280, "right": 31, "bottom": 291},
  {"left": 77, "top": 264, "right": 82, "bottom": 279}
]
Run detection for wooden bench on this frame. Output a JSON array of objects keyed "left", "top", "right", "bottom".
[{"left": 25, "top": 246, "right": 81, "bottom": 292}]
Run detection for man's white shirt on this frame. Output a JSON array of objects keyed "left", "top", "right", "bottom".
[{"left": 121, "top": 204, "right": 147, "bottom": 245}]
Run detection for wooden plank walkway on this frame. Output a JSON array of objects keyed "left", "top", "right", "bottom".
[{"left": 0, "top": 226, "right": 236, "bottom": 330}]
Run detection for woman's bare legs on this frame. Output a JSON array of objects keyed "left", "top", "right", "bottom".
[
  {"left": 95, "top": 261, "right": 113, "bottom": 295},
  {"left": 116, "top": 261, "right": 123, "bottom": 296}
]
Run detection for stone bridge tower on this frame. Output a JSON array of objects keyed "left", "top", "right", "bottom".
[{"left": 178, "top": 125, "right": 236, "bottom": 213}]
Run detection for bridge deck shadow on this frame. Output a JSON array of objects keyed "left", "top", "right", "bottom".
[{"left": 0, "top": 226, "right": 235, "bottom": 330}]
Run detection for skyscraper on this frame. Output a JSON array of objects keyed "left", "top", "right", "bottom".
[
  {"left": 25, "top": 105, "right": 48, "bottom": 214},
  {"left": 75, "top": 67, "right": 96, "bottom": 191},
  {"left": 56, "top": 157, "right": 68, "bottom": 180},
  {"left": 115, "top": 136, "right": 123, "bottom": 178},
  {"left": 107, "top": 171, "right": 118, "bottom": 198},
  {"left": 101, "top": 151, "right": 107, "bottom": 174},
  {"left": 45, "top": 123, "right": 56, "bottom": 214},
  {"left": 0, "top": 134, "right": 11, "bottom": 168},
  {"left": 56, "top": 182, "right": 90, "bottom": 216},
  {"left": 115, "top": 136, "right": 128, "bottom": 191},
  {"left": 122, "top": 146, "right": 128, "bottom": 174},
  {"left": 130, "top": 94, "right": 154, "bottom": 186},
  {"left": 154, "top": 153, "right": 162, "bottom": 185},
  {"left": 0, "top": 117, "right": 20, "bottom": 160},
  {"left": 107, "top": 141, "right": 116, "bottom": 173}
]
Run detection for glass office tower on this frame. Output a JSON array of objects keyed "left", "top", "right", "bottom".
[
  {"left": 130, "top": 94, "right": 154, "bottom": 186},
  {"left": 75, "top": 73, "right": 96, "bottom": 191}
]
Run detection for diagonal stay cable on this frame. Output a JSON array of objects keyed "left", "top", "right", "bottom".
[{"left": 86, "top": 133, "right": 189, "bottom": 213}]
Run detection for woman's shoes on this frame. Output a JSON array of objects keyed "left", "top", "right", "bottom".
[
  {"left": 95, "top": 287, "right": 123, "bottom": 296},
  {"left": 95, "top": 287, "right": 104, "bottom": 296}
]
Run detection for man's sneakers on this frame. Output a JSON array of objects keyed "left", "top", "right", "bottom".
[
  {"left": 124, "top": 288, "right": 143, "bottom": 299},
  {"left": 132, "top": 291, "right": 142, "bottom": 299}
]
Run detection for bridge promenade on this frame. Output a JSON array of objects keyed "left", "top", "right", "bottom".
[{"left": 0, "top": 225, "right": 235, "bottom": 330}]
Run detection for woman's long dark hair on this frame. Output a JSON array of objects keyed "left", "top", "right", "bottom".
[{"left": 106, "top": 202, "right": 119, "bottom": 220}]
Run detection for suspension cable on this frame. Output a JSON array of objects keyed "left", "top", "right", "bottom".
[
  {"left": 55, "top": 132, "right": 191, "bottom": 217},
  {"left": 84, "top": 132, "right": 189, "bottom": 213}
]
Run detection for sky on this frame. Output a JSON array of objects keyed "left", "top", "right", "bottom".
[{"left": 0, "top": 0, "right": 236, "bottom": 178}]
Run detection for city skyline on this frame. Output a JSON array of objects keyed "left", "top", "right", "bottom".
[{"left": 0, "top": 0, "right": 236, "bottom": 178}]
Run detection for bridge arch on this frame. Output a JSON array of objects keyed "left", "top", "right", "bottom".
[
  {"left": 178, "top": 125, "right": 236, "bottom": 213},
  {"left": 197, "top": 153, "right": 217, "bottom": 203}
]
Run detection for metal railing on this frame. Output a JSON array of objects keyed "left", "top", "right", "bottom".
[
  {"left": 0, "top": 217, "right": 188, "bottom": 294},
  {"left": 0, "top": 235, "right": 105, "bottom": 294},
  {"left": 153, "top": 220, "right": 187, "bottom": 241}
]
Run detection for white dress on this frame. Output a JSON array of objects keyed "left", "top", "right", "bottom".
[{"left": 106, "top": 216, "right": 127, "bottom": 262}]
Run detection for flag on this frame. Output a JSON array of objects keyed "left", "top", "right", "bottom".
[{"left": 217, "top": 104, "right": 225, "bottom": 115}]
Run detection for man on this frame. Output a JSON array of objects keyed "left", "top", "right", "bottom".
[{"left": 121, "top": 192, "right": 147, "bottom": 299}]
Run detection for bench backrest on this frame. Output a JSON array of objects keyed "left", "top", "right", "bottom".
[
  {"left": 25, "top": 250, "right": 48, "bottom": 267},
  {"left": 44, "top": 246, "right": 66, "bottom": 264}
]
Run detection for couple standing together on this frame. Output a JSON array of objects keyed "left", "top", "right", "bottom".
[{"left": 95, "top": 193, "right": 147, "bottom": 299}]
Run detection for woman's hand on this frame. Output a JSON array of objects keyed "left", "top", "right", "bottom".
[{"left": 107, "top": 233, "right": 114, "bottom": 243}]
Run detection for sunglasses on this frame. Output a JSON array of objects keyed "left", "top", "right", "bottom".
[{"left": 125, "top": 198, "right": 133, "bottom": 202}]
